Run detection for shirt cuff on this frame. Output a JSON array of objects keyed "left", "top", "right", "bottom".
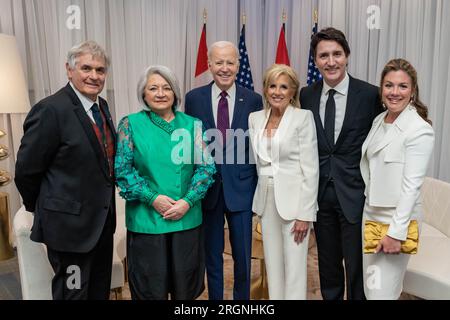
[
  {"left": 182, "top": 195, "right": 194, "bottom": 208},
  {"left": 144, "top": 191, "right": 159, "bottom": 206}
]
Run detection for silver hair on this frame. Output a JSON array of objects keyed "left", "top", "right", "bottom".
[
  {"left": 208, "top": 41, "right": 239, "bottom": 62},
  {"left": 67, "top": 40, "right": 110, "bottom": 70},
  {"left": 136, "top": 65, "right": 181, "bottom": 111}
]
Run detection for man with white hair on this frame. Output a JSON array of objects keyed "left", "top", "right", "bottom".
[
  {"left": 15, "top": 40, "right": 116, "bottom": 300},
  {"left": 185, "top": 41, "right": 263, "bottom": 300}
]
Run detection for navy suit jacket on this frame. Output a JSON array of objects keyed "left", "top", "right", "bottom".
[
  {"left": 300, "top": 76, "right": 383, "bottom": 223},
  {"left": 185, "top": 83, "right": 263, "bottom": 212}
]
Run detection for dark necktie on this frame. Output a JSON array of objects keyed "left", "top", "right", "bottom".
[
  {"left": 217, "top": 91, "right": 230, "bottom": 145},
  {"left": 91, "top": 103, "right": 105, "bottom": 138},
  {"left": 324, "top": 89, "right": 336, "bottom": 147}
]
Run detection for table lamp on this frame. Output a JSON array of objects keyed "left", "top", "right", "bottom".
[{"left": 0, "top": 33, "right": 31, "bottom": 260}]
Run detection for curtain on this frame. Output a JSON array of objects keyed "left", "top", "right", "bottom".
[{"left": 1, "top": 0, "right": 449, "bottom": 222}]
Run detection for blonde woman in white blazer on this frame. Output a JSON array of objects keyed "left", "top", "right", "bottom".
[
  {"left": 249, "top": 64, "right": 319, "bottom": 299},
  {"left": 360, "top": 59, "right": 434, "bottom": 300}
]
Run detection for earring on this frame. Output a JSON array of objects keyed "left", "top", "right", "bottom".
[
  {"left": 382, "top": 103, "right": 387, "bottom": 110},
  {"left": 409, "top": 96, "right": 415, "bottom": 109}
]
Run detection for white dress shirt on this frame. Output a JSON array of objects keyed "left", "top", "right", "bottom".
[
  {"left": 258, "top": 135, "right": 274, "bottom": 177},
  {"left": 319, "top": 72, "right": 349, "bottom": 143},
  {"left": 70, "top": 82, "right": 99, "bottom": 122},
  {"left": 211, "top": 83, "right": 236, "bottom": 127}
]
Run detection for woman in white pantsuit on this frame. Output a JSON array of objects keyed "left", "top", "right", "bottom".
[
  {"left": 249, "top": 64, "right": 319, "bottom": 300},
  {"left": 360, "top": 59, "right": 434, "bottom": 299}
]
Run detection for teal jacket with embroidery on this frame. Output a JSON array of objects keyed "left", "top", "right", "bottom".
[{"left": 115, "top": 110, "right": 215, "bottom": 234}]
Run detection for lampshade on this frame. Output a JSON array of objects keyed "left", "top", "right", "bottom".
[{"left": 0, "top": 34, "right": 30, "bottom": 114}]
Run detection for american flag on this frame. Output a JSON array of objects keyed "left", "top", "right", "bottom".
[
  {"left": 236, "top": 24, "right": 254, "bottom": 90},
  {"left": 307, "top": 21, "right": 322, "bottom": 85}
]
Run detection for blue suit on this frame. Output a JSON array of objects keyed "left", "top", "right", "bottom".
[{"left": 185, "top": 82, "right": 262, "bottom": 299}]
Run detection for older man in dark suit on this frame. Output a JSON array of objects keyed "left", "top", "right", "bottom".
[
  {"left": 15, "top": 40, "right": 116, "bottom": 300},
  {"left": 300, "top": 28, "right": 383, "bottom": 300},
  {"left": 185, "top": 41, "right": 262, "bottom": 300}
]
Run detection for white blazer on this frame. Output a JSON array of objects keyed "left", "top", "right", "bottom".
[
  {"left": 249, "top": 106, "right": 319, "bottom": 221},
  {"left": 360, "top": 105, "right": 434, "bottom": 240}
]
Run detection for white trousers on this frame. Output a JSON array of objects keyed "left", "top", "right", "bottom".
[{"left": 260, "top": 179, "right": 310, "bottom": 300}]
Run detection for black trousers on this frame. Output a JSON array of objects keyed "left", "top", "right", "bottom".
[
  {"left": 47, "top": 213, "right": 114, "bottom": 300},
  {"left": 314, "top": 182, "right": 365, "bottom": 300},
  {"left": 127, "top": 225, "right": 205, "bottom": 300}
]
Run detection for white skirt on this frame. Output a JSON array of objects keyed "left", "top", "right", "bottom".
[{"left": 362, "top": 215, "right": 411, "bottom": 300}]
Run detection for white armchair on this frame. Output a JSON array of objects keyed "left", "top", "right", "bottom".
[
  {"left": 403, "top": 177, "right": 450, "bottom": 299},
  {"left": 13, "top": 191, "right": 126, "bottom": 300},
  {"left": 13, "top": 206, "right": 53, "bottom": 299}
]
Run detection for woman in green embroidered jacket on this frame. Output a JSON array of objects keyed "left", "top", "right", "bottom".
[{"left": 115, "top": 65, "right": 215, "bottom": 300}]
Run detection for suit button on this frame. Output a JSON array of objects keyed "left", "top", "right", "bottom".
[
  {"left": 107, "top": 184, "right": 112, "bottom": 187},
  {"left": 104, "top": 206, "right": 108, "bottom": 209}
]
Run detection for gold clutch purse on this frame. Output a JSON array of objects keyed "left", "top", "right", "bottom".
[{"left": 363, "top": 220, "right": 419, "bottom": 254}]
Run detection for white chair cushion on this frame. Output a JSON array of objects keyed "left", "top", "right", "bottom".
[{"left": 404, "top": 223, "right": 450, "bottom": 300}]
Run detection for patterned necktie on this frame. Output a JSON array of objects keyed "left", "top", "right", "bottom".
[
  {"left": 217, "top": 91, "right": 229, "bottom": 145},
  {"left": 324, "top": 89, "right": 336, "bottom": 147},
  {"left": 91, "top": 103, "right": 105, "bottom": 138}
]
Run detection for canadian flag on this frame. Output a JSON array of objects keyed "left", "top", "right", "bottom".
[
  {"left": 275, "top": 23, "right": 290, "bottom": 66},
  {"left": 194, "top": 23, "right": 212, "bottom": 87}
]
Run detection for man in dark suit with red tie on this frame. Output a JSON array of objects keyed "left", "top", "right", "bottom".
[
  {"left": 185, "top": 41, "right": 262, "bottom": 300},
  {"left": 15, "top": 41, "right": 116, "bottom": 300},
  {"left": 300, "top": 28, "right": 383, "bottom": 300}
]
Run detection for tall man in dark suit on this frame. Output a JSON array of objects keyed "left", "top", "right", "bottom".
[
  {"left": 300, "top": 28, "right": 383, "bottom": 300},
  {"left": 185, "top": 41, "right": 262, "bottom": 300},
  {"left": 15, "top": 41, "right": 116, "bottom": 300}
]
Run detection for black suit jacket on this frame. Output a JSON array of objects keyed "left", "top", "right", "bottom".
[
  {"left": 300, "top": 76, "right": 383, "bottom": 223},
  {"left": 184, "top": 83, "right": 263, "bottom": 212},
  {"left": 15, "top": 83, "right": 116, "bottom": 253}
]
